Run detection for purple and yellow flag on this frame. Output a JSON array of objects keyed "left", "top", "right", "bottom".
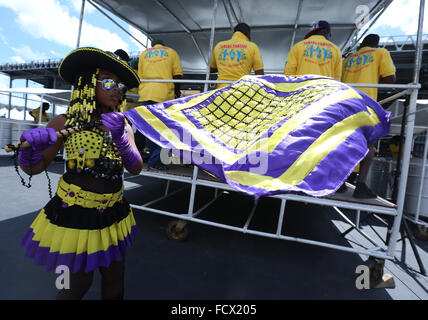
[{"left": 124, "top": 74, "right": 390, "bottom": 198}]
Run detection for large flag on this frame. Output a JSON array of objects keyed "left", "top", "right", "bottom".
[{"left": 124, "top": 74, "right": 390, "bottom": 198}]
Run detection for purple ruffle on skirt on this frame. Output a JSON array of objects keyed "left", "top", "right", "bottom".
[{"left": 20, "top": 225, "right": 138, "bottom": 273}]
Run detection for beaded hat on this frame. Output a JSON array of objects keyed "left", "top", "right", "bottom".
[{"left": 58, "top": 47, "right": 140, "bottom": 89}]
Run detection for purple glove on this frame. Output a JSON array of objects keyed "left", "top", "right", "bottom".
[
  {"left": 101, "top": 112, "right": 140, "bottom": 168},
  {"left": 18, "top": 127, "right": 57, "bottom": 167}
]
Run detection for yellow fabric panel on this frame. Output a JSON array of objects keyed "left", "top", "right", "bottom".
[
  {"left": 225, "top": 107, "right": 380, "bottom": 189},
  {"left": 29, "top": 210, "right": 136, "bottom": 255}
]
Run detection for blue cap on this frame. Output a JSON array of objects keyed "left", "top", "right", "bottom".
[{"left": 304, "top": 20, "right": 331, "bottom": 39}]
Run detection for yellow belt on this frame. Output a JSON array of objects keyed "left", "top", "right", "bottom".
[{"left": 57, "top": 176, "right": 123, "bottom": 212}]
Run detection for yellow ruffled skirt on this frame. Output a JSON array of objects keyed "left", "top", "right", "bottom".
[{"left": 21, "top": 177, "right": 138, "bottom": 273}]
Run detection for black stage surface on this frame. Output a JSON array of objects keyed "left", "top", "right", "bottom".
[{"left": 0, "top": 157, "right": 427, "bottom": 300}]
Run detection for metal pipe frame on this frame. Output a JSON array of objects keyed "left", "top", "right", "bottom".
[
  {"left": 87, "top": 0, "right": 148, "bottom": 49},
  {"left": 149, "top": 23, "right": 357, "bottom": 36},
  {"left": 204, "top": 0, "right": 219, "bottom": 92},
  {"left": 342, "top": 0, "right": 393, "bottom": 53},
  {"left": 415, "top": 129, "right": 428, "bottom": 221},
  {"left": 23, "top": 79, "right": 28, "bottom": 121},
  {"left": 130, "top": 198, "right": 391, "bottom": 260},
  {"left": 289, "top": 0, "right": 304, "bottom": 50},
  {"left": 124, "top": 0, "right": 420, "bottom": 257},
  {"left": 76, "top": 0, "right": 86, "bottom": 48},
  {"left": 221, "top": 0, "right": 235, "bottom": 31},
  {"left": 387, "top": 0, "right": 425, "bottom": 254},
  {"left": 4, "top": 0, "right": 426, "bottom": 262},
  {"left": 132, "top": 164, "right": 397, "bottom": 261},
  {"left": 153, "top": 0, "right": 207, "bottom": 66}
]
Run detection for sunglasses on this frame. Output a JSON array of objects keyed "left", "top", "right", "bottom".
[{"left": 97, "top": 78, "right": 127, "bottom": 94}]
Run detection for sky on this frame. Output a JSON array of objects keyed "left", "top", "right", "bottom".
[{"left": 0, "top": 0, "right": 426, "bottom": 114}]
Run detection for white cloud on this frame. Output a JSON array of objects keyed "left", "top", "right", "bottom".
[
  {"left": 66, "top": 0, "right": 96, "bottom": 15},
  {"left": 128, "top": 25, "right": 149, "bottom": 52},
  {"left": 372, "top": 0, "right": 428, "bottom": 35},
  {"left": 10, "top": 56, "right": 25, "bottom": 63},
  {"left": 0, "top": 74, "right": 9, "bottom": 90},
  {"left": 0, "top": 74, "right": 11, "bottom": 105},
  {"left": 11, "top": 45, "right": 47, "bottom": 61},
  {"left": 0, "top": 0, "right": 129, "bottom": 51},
  {"left": 0, "top": 26, "right": 8, "bottom": 46}
]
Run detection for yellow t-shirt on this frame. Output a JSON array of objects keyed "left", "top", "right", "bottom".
[
  {"left": 389, "top": 143, "right": 403, "bottom": 160},
  {"left": 342, "top": 46, "right": 396, "bottom": 100},
  {"left": 284, "top": 35, "right": 342, "bottom": 80},
  {"left": 29, "top": 108, "right": 49, "bottom": 122},
  {"left": 138, "top": 44, "right": 183, "bottom": 102},
  {"left": 210, "top": 31, "right": 264, "bottom": 89}
]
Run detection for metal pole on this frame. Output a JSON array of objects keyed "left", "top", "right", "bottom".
[
  {"left": 387, "top": 0, "right": 424, "bottom": 256},
  {"left": 415, "top": 130, "right": 428, "bottom": 221},
  {"left": 38, "top": 95, "right": 44, "bottom": 126},
  {"left": 221, "top": 0, "right": 234, "bottom": 31},
  {"left": 204, "top": 0, "right": 219, "bottom": 92},
  {"left": 7, "top": 77, "right": 12, "bottom": 119},
  {"left": 23, "top": 79, "right": 28, "bottom": 121},
  {"left": 52, "top": 77, "right": 57, "bottom": 117},
  {"left": 76, "top": 0, "right": 86, "bottom": 48},
  {"left": 87, "top": 0, "right": 147, "bottom": 48},
  {"left": 289, "top": 0, "right": 303, "bottom": 50},
  {"left": 187, "top": 165, "right": 199, "bottom": 216},
  {"left": 154, "top": 0, "right": 207, "bottom": 65}
]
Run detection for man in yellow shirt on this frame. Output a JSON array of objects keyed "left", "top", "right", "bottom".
[
  {"left": 138, "top": 39, "right": 183, "bottom": 103},
  {"left": 138, "top": 39, "right": 183, "bottom": 170},
  {"left": 342, "top": 34, "right": 396, "bottom": 198},
  {"left": 29, "top": 102, "right": 50, "bottom": 123},
  {"left": 284, "top": 20, "right": 342, "bottom": 80},
  {"left": 342, "top": 34, "right": 396, "bottom": 101},
  {"left": 210, "top": 23, "right": 264, "bottom": 89}
]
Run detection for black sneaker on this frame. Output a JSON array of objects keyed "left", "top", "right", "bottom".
[
  {"left": 336, "top": 183, "right": 348, "bottom": 193},
  {"left": 353, "top": 183, "right": 377, "bottom": 199}
]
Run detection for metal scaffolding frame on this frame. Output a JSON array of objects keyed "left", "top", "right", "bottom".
[
  {"left": 1, "top": 0, "right": 426, "bottom": 268},
  {"left": 105, "top": 0, "right": 422, "bottom": 263}
]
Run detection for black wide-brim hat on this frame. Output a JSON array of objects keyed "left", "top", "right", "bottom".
[{"left": 58, "top": 47, "right": 140, "bottom": 89}]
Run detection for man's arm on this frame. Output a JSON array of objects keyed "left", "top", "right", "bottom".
[
  {"left": 380, "top": 74, "right": 396, "bottom": 84},
  {"left": 173, "top": 74, "right": 183, "bottom": 98},
  {"left": 284, "top": 46, "right": 298, "bottom": 75},
  {"left": 29, "top": 109, "right": 36, "bottom": 120}
]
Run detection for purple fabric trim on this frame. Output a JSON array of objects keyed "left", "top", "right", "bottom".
[{"left": 21, "top": 225, "right": 138, "bottom": 273}]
